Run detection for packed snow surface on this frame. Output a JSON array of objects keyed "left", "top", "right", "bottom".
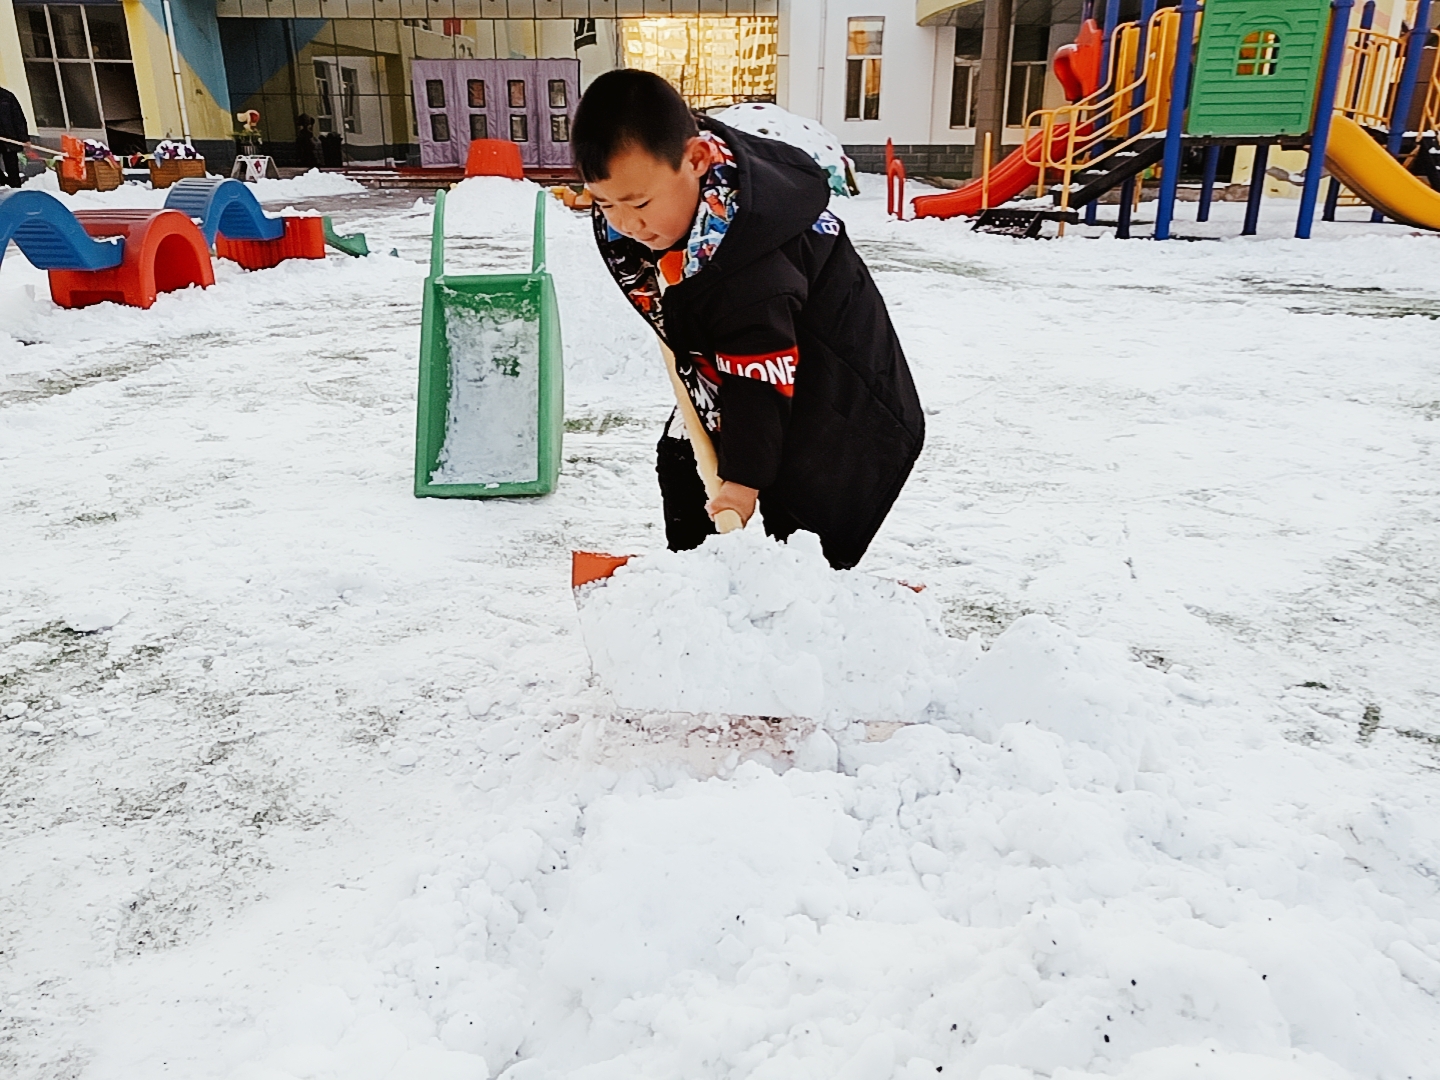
[
  {"left": 3, "top": 176, "right": 1440, "bottom": 1080},
  {"left": 580, "top": 529, "right": 976, "bottom": 723},
  {"left": 432, "top": 300, "right": 540, "bottom": 486}
]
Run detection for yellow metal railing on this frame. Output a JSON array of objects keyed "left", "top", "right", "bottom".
[
  {"left": 1020, "top": 7, "right": 1186, "bottom": 222},
  {"left": 1335, "top": 25, "right": 1406, "bottom": 128}
]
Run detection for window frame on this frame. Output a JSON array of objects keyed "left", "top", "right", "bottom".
[
  {"left": 1236, "top": 29, "right": 1281, "bottom": 76},
  {"left": 16, "top": 2, "right": 135, "bottom": 133},
  {"left": 844, "top": 16, "right": 884, "bottom": 121}
]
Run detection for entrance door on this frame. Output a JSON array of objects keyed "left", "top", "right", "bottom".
[{"left": 313, "top": 56, "right": 387, "bottom": 163}]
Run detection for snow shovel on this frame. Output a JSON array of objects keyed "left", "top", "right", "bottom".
[{"left": 571, "top": 341, "right": 742, "bottom": 589}]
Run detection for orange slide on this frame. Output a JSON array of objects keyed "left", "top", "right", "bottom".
[
  {"left": 910, "top": 19, "right": 1104, "bottom": 221},
  {"left": 911, "top": 123, "right": 1082, "bottom": 220}
]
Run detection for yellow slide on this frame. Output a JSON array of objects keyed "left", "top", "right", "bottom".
[{"left": 1324, "top": 114, "right": 1440, "bottom": 231}]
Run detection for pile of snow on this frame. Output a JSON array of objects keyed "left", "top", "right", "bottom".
[
  {"left": 20, "top": 165, "right": 365, "bottom": 208},
  {"left": 579, "top": 529, "right": 976, "bottom": 723},
  {"left": 714, "top": 102, "right": 856, "bottom": 196},
  {"left": 22, "top": 170, "right": 166, "bottom": 210},
  {"left": 444, "top": 175, "right": 548, "bottom": 240},
  {"left": 432, "top": 297, "right": 541, "bottom": 486},
  {"left": 230, "top": 612, "right": 1440, "bottom": 1080},
  {"left": 578, "top": 527, "right": 1161, "bottom": 779},
  {"left": 249, "top": 168, "right": 366, "bottom": 202}
]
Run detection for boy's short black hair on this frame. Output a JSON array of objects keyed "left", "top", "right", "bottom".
[{"left": 572, "top": 69, "right": 699, "bottom": 182}]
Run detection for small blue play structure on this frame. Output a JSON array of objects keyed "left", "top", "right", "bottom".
[
  {"left": 162, "top": 177, "right": 286, "bottom": 247},
  {"left": 0, "top": 188, "right": 122, "bottom": 270}
]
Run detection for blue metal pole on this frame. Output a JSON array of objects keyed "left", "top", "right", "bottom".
[
  {"left": 1242, "top": 143, "right": 1269, "bottom": 235},
  {"left": 1155, "top": 0, "right": 1201, "bottom": 239},
  {"left": 1345, "top": 1, "right": 1376, "bottom": 221},
  {"left": 1297, "top": 0, "right": 1356, "bottom": 238},
  {"left": 1098, "top": 0, "right": 1160, "bottom": 235},
  {"left": 1371, "top": 0, "right": 1433, "bottom": 221},
  {"left": 1117, "top": 177, "right": 1136, "bottom": 237},
  {"left": 1130, "top": 0, "right": 1160, "bottom": 136},
  {"left": 1323, "top": 175, "right": 1342, "bottom": 219},
  {"left": 1099, "top": 0, "right": 1124, "bottom": 79},
  {"left": 1384, "top": 0, "right": 1432, "bottom": 159},
  {"left": 1197, "top": 143, "right": 1221, "bottom": 221},
  {"left": 1095, "top": 0, "right": 1125, "bottom": 141}
]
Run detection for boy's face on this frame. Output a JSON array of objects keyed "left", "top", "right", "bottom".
[{"left": 586, "top": 137, "right": 711, "bottom": 251}]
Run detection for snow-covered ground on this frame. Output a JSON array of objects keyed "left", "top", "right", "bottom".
[{"left": 2, "top": 174, "right": 1440, "bottom": 1080}]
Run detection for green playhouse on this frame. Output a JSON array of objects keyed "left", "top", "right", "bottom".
[
  {"left": 1186, "top": 0, "right": 1333, "bottom": 136},
  {"left": 414, "top": 189, "right": 564, "bottom": 500}
]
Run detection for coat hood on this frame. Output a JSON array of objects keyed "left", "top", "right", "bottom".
[{"left": 688, "top": 117, "right": 832, "bottom": 282}]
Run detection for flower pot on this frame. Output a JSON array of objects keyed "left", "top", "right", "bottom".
[
  {"left": 149, "top": 158, "right": 206, "bottom": 189},
  {"left": 59, "top": 158, "right": 123, "bottom": 195}
]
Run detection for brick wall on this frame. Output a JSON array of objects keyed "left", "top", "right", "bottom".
[{"left": 845, "top": 143, "right": 1024, "bottom": 181}]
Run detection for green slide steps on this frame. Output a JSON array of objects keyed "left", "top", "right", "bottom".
[
  {"left": 322, "top": 216, "right": 369, "bottom": 257},
  {"left": 413, "top": 188, "right": 564, "bottom": 499}
]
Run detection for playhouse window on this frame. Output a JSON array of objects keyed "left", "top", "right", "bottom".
[{"left": 1237, "top": 30, "right": 1280, "bottom": 76}]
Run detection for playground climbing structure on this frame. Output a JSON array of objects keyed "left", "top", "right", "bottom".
[{"left": 911, "top": 0, "right": 1440, "bottom": 238}]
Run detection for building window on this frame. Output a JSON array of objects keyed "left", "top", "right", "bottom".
[
  {"left": 16, "top": 2, "right": 142, "bottom": 148},
  {"left": 340, "top": 66, "right": 360, "bottom": 134},
  {"left": 510, "top": 113, "right": 528, "bottom": 142},
  {"left": 951, "top": 26, "right": 982, "bottom": 128},
  {"left": 316, "top": 62, "right": 336, "bottom": 134},
  {"left": 1237, "top": 30, "right": 1281, "bottom": 76},
  {"left": 549, "top": 79, "right": 568, "bottom": 108},
  {"left": 468, "top": 79, "right": 486, "bottom": 109},
  {"left": 430, "top": 113, "right": 450, "bottom": 142},
  {"left": 619, "top": 16, "right": 777, "bottom": 110},
  {"left": 508, "top": 80, "right": 526, "bottom": 108},
  {"left": 470, "top": 113, "right": 488, "bottom": 140},
  {"left": 1006, "top": 25, "right": 1049, "bottom": 127},
  {"left": 551, "top": 114, "right": 570, "bottom": 142},
  {"left": 845, "top": 17, "right": 884, "bottom": 120}
]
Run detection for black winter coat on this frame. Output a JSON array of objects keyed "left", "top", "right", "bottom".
[
  {"left": 594, "top": 119, "right": 925, "bottom": 569},
  {"left": 0, "top": 86, "right": 30, "bottom": 144}
]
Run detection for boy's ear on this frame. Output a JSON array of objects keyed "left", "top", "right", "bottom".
[{"left": 679, "top": 135, "right": 711, "bottom": 178}]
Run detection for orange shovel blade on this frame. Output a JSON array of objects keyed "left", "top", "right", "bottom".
[{"left": 571, "top": 551, "right": 632, "bottom": 589}]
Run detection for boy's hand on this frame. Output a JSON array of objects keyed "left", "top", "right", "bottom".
[{"left": 706, "top": 481, "right": 758, "bottom": 526}]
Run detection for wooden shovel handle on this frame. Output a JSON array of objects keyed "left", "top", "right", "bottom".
[{"left": 661, "top": 342, "right": 744, "bottom": 534}]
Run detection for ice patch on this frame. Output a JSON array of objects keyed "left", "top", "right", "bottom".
[
  {"left": 577, "top": 529, "right": 979, "bottom": 724},
  {"left": 431, "top": 299, "right": 540, "bottom": 486}
]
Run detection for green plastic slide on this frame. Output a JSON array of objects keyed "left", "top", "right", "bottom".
[
  {"left": 413, "top": 189, "right": 564, "bottom": 499},
  {"left": 322, "top": 216, "right": 369, "bottom": 257}
]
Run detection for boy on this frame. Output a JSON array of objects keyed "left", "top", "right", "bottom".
[{"left": 572, "top": 71, "right": 924, "bottom": 570}]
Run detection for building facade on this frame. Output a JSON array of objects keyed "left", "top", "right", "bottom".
[{"left": 1, "top": 0, "right": 1419, "bottom": 179}]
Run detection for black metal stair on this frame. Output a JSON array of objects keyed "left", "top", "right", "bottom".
[
  {"left": 972, "top": 208, "right": 1080, "bottom": 238},
  {"left": 1049, "top": 137, "right": 1166, "bottom": 208}
]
